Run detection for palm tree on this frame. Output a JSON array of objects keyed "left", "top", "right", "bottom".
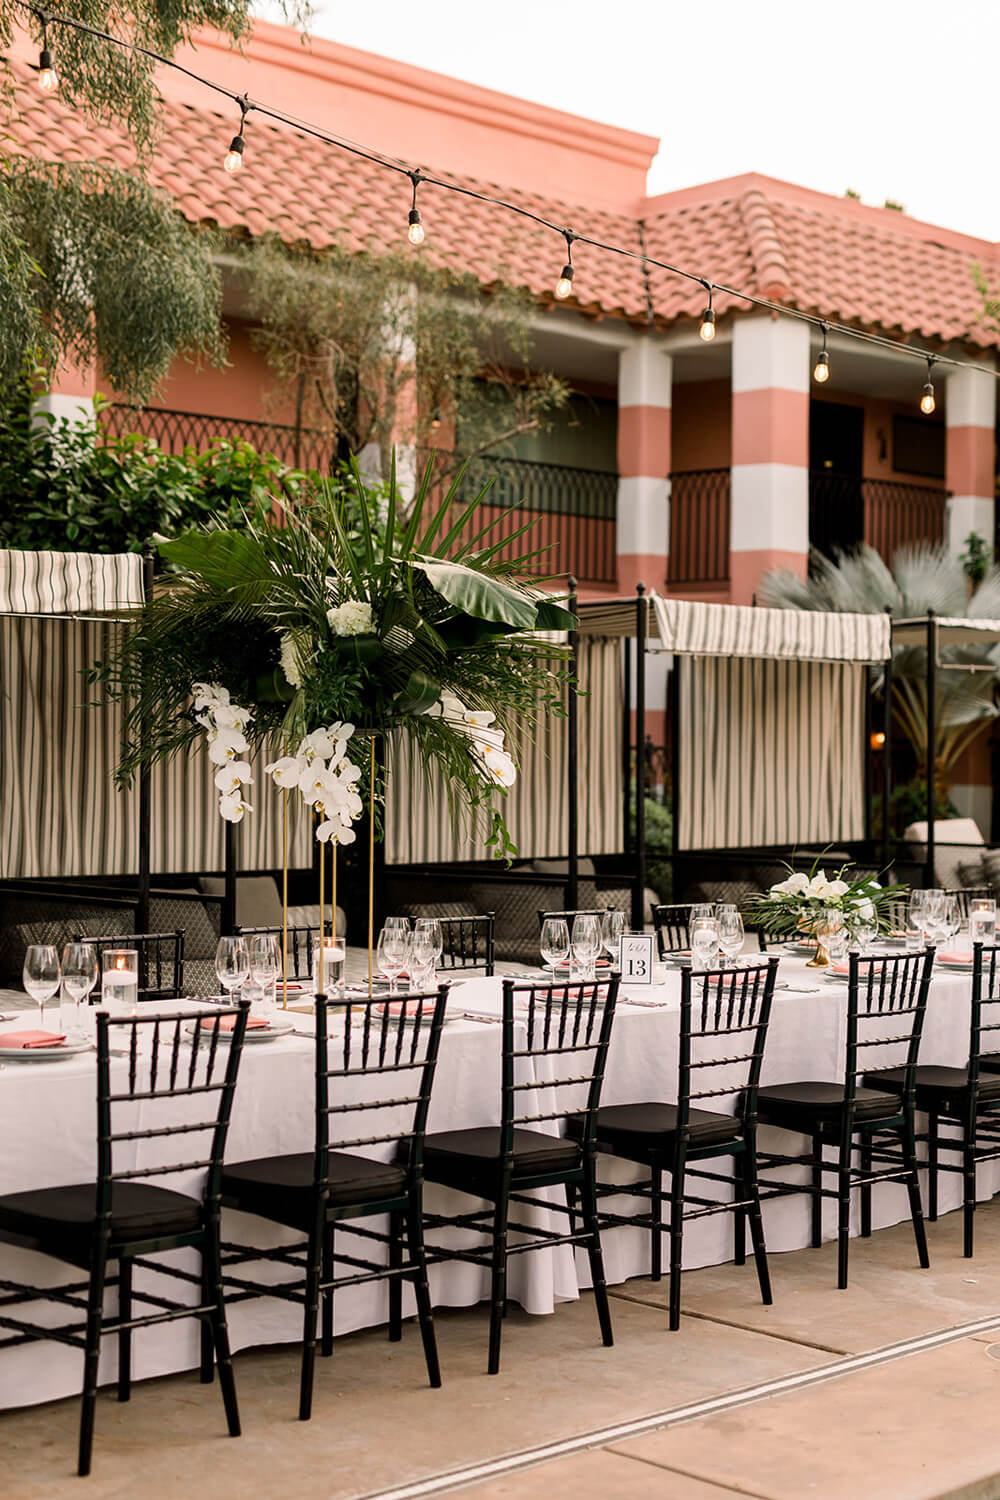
[{"left": 759, "top": 544, "right": 1000, "bottom": 805}]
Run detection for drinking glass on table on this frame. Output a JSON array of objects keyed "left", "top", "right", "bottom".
[
  {"left": 248, "top": 932, "right": 281, "bottom": 1013},
  {"left": 849, "top": 906, "right": 878, "bottom": 955},
  {"left": 690, "top": 917, "right": 721, "bottom": 971},
  {"left": 935, "top": 895, "right": 961, "bottom": 948},
  {"left": 376, "top": 925, "right": 410, "bottom": 995},
  {"left": 22, "top": 944, "right": 61, "bottom": 1033},
  {"left": 716, "top": 908, "right": 745, "bottom": 968},
  {"left": 601, "top": 909, "right": 627, "bottom": 970},
  {"left": 540, "top": 917, "right": 570, "bottom": 981},
  {"left": 906, "top": 891, "right": 934, "bottom": 951},
  {"left": 215, "top": 936, "right": 249, "bottom": 1003},
  {"left": 409, "top": 926, "right": 438, "bottom": 988},
  {"left": 571, "top": 913, "right": 602, "bottom": 981},
  {"left": 413, "top": 918, "right": 444, "bottom": 972},
  {"left": 690, "top": 903, "right": 716, "bottom": 921},
  {"left": 821, "top": 909, "right": 849, "bottom": 963},
  {"left": 969, "top": 898, "right": 997, "bottom": 946},
  {"left": 60, "top": 943, "right": 99, "bottom": 1038}
]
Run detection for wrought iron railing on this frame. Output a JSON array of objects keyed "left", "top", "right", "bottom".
[
  {"left": 668, "top": 468, "right": 730, "bottom": 585},
  {"left": 102, "top": 406, "right": 619, "bottom": 586},
  {"left": 809, "top": 470, "right": 947, "bottom": 561}
]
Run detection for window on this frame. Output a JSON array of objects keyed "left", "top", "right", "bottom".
[{"left": 892, "top": 415, "right": 945, "bottom": 479}]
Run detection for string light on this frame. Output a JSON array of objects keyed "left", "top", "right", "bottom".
[
  {"left": 36, "top": 15, "right": 57, "bottom": 93},
  {"left": 407, "top": 171, "right": 424, "bottom": 246},
  {"left": 223, "top": 96, "right": 249, "bottom": 174},
  {"left": 698, "top": 283, "right": 716, "bottom": 341},
  {"left": 22, "top": 5, "right": 1000, "bottom": 400},
  {"left": 813, "top": 323, "right": 830, "bottom": 383},
  {"left": 920, "top": 356, "right": 936, "bottom": 415}
]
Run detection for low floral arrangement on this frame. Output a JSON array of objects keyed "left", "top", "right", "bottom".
[
  {"left": 96, "top": 457, "right": 574, "bottom": 854},
  {"left": 745, "top": 856, "right": 906, "bottom": 942}
]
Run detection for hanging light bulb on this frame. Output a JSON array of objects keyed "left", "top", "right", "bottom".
[
  {"left": 37, "top": 46, "right": 58, "bottom": 93},
  {"left": 920, "top": 356, "right": 936, "bottom": 415},
  {"left": 406, "top": 171, "right": 425, "bottom": 245},
  {"left": 813, "top": 324, "right": 830, "bottom": 383},
  {"left": 223, "top": 97, "right": 249, "bottom": 174},
  {"left": 554, "top": 230, "right": 575, "bottom": 300},
  {"left": 699, "top": 284, "right": 716, "bottom": 341}
]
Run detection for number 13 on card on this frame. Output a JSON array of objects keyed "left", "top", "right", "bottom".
[{"left": 620, "top": 934, "right": 654, "bottom": 986}]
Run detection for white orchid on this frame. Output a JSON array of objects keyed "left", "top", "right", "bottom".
[
  {"left": 193, "top": 682, "right": 229, "bottom": 712},
  {"left": 299, "top": 727, "right": 339, "bottom": 764},
  {"left": 214, "top": 761, "right": 253, "bottom": 794},
  {"left": 264, "top": 755, "right": 306, "bottom": 789},
  {"left": 474, "top": 743, "right": 518, "bottom": 789},
  {"left": 300, "top": 765, "right": 341, "bottom": 806},
  {"left": 218, "top": 792, "right": 252, "bottom": 823},
  {"left": 212, "top": 703, "right": 253, "bottom": 732},
  {"left": 326, "top": 599, "right": 374, "bottom": 636},
  {"left": 207, "top": 727, "right": 249, "bottom": 765}
]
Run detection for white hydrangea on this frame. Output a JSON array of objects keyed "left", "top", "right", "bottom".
[
  {"left": 280, "top": 633, "right": 305, "bottom": 690},
  {"left": 327, "top": 599, "right": 374, "bottom": 637}
]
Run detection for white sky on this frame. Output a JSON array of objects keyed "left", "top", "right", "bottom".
[{"left": 257, "top": 0, "right": 997, "bottom": 241}]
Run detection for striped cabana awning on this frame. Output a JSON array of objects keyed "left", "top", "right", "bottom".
[
  {"left": 0, "top": 548, "right": 145, "bottom": 617},
  {"left": 893, "top": 616, "right": 1000, "bottom": 655},
  {"left": 578, "top": 593, "right": 891, "bottom": 664}
]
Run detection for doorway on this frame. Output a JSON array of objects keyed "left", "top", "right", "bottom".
[{"left": 809, "top": 401, "right": 865, "bottom": 559}]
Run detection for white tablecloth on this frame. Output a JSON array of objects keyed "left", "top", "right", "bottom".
[{"left": 0, "top": 957, "right": 988, "bottom": 1408}]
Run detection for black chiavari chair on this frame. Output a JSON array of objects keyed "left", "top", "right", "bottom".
[
  {"left": 234, "top": 921, "right": 332, "bottom": 982},
  {"left": 218, "top": 987, "right": 449, "bottom": 1417},
  {"left": 574, "top": 959, "right": 778, "bottom": 1330},
  {"left": 755, "top": 949, "right": 934, "bottom": 1289},
  {"left": 0, "top": 1003, "right": 249, "bottom": 1474},
  {"left": 419, "top": 976, "right": 619, "bottom": 1374},
  {"left": 77, "top": 930, "right": 185, "bottom": 1002},
  {"left": 651, "top": 903, "right": 695, "bottom": 958},
  {"left": 417, "top": 913, "right": 495, "bottom": 975},
  {"left": 538, "top": 907, "right": 607, "bottom": 931},
  {"left": 871, "top": 941, "right": 1000, "bottom": 1257}
]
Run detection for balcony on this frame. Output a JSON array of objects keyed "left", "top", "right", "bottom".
[
  {"left": 103, "top": 406, "right": 618, "bottom": 588},
  {"left": 668, "top": 469, "right": 730, "bottom": 586}
]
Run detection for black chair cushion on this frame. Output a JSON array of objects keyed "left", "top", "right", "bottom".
[
  {"left": 419, "top": 1127, "right": 580, "bottom": 1193},
  {"left": 866, "top": 1064, "right": 1000, "bottom": 1116},
  {"left": 566, "top": 1102, "right": 741, "bottom": 1159},
  {"left": 221, "top": 1152, "right": 407, "bottom": 1230},
  {"left": 0, "top": 1181, "right": 201, "bottom": 1261},
  {"left": 979, "top": 1053, "right": 1000, "bottom": 1074},
  {"left": 756, "top": 1080, "right": 902, "bottom": 1128}
]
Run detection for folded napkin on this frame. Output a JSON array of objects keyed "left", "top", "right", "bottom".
[
  {"left": 555, "top": 958, "right": 612, "bottom": 971},
  {"left": 831, "top": 960, "right": 886, "bottom": 976},
  {"left": 214, "top": 1014, "right": 270, "bottom": 1032},
  {"left": 0, "top": 1029, "right": 66, "bottom": 1048},
  {"left": 938, "top": 951, "right": 973, "bottom": 964},
  {"left": 374, "top": 998, "right": 430, "bottom": 1018}
]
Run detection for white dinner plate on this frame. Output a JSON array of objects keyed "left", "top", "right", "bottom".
[
  {"left": 0, "top": 1037, "right": 92, "bottom": 1062},
  {"left": 186, "top": 1015, "right": 296, "bottom": 1044},
  {"left": 936, "top": 958, "right": 974, "bottom": 971},
  {"left": 783, "top": 941, "right": 818, "bottom": 956}
]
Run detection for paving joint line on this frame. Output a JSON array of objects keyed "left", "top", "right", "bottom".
[
  {"left": 351, "top": 1309, "right": 1000, "bottom": 1500},
  {"left": 609, "top": 1448, "right": 775, "bottom": 1499},
  {"left": 609, "top": 1287, "right": 851, "bottom": 1355}
]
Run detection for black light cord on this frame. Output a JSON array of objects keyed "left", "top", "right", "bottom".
[{"left": 20, "top": 2, "right": 1000, "bottom": 386}]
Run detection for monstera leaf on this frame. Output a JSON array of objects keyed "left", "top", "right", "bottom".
[{"left": 413, "top": 557, "right": 576, "bottom": 632}]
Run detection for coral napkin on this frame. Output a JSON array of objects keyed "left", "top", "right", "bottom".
[
  {"left": 214, "top": 1014, "right": 270, "bottom": 1032},
  {"left": 0, "top": 1030, "right": 66, "bottom": 1048},
  {"left": 938, "top": 952, "right": 973, "bottom": 965}
]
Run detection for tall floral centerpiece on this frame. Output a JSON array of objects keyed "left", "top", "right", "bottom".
[
  {"left": 745, "top": 857, "right": 905, "bottom": 967},
  {"left": 98, "top": 457, "right": 575, "bottom": 991}
]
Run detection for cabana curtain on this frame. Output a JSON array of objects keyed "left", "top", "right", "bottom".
[{"left": 0, "top": 548, "right": 145, "bottom": 617}]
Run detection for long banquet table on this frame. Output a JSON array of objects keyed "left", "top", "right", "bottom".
[{"left": 0, "top": 954, "right": 992, "bottom": 1409}]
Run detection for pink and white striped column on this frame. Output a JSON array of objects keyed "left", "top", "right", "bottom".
[
  {"left": 33, "top": 353, "right": 96, "bottom": 427},
  {"left": 729, "top": 315, "right": 810, "bottom": 604},
  {"left": 946, "top": 364, "right": 995, "bottom": 558},
  {"left": 616, "top": 341, "right": 671, "bottom": 596}
]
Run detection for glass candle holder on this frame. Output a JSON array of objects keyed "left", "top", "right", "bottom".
[
  {"left": 101, "top": 949, "right": 139, "bottom": 1015},
  {"left": 970, "top": 899, "right": 997, "bottom": 945},
  {"left": 313, "top": 938, "right": 345, "bottom": 995}
]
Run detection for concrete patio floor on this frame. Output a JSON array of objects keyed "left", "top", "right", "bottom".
[{"left": 5, "top": 1203, "right": 1000, "bottom": 1499}]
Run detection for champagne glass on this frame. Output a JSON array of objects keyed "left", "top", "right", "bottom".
[
  {"left": 60, "top": 943, "right": 99, "bottom": 1038},
  {"left": 601, "top": 909, "right": 627, "bottom": 970},
  {"left": 215, "top": 936, "right": 249, "bottom": 1003},
  {"left": 717, "top": 909, "right": 745, "bottom": 968},
  {"left": 540, "top": 917, "right": 570, "bottom": 981},
  {"left": 571, "top": 913, "right": 602, "bottom": 981},
  {"left": 248, "top": 933, "right": 281, "bottom": 1012},
  {"left": 23, "top": 944, "right": 61, "bottom": 1033},
  {"left": 377, "top": 925, "right": 410, "bottom": 995},
  {"left": 690, "top": 917, "right": 720, "bottom": 972}
]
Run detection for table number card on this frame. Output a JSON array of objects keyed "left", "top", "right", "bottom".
[{"left": 620, "top": 934, "right": 654, "bottom": 986}]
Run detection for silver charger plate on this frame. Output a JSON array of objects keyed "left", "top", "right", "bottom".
[
  {"left": 185, "top": 1015, "right": 296, "bottom": 1044},
  {"left": 0, "top": 1037, "right": 92, "bottom": 1062}
]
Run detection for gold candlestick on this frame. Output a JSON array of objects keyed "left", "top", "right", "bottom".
[
  {"left": 318, "top": 814, "right": 326, "bottom": 996},
  {"left": 281, "top": 789, "right": 289, "bottom": 1010},
  {"left": 368, "top": 736, "right": 375, "bottom": 997}
]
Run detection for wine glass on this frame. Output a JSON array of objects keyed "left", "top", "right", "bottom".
[
  {"left": 690, "top": 917, "right": 720, "bottom": 971},
  {"left": 22, "top": 944, "right": 61, "bottom": 1033},
  {"left": 906, "top": 891, "right": 931, "bottom": 951},
  {"left": 823, "top": 909, "right": 849, "bottom": 964},
  {"left": 410, "top": 927, "right": 438, "bottom": 987},
  {"left": 215, "top": 936, "right": 249, "bottom": 1003},
  {"left": 60, "top": 943, "right": 99, "bottom": 1038},
  {"left": 377, "top": 925, "right": 410, "bottom": 995},
  {"left": 937, "top": 895, "right": 961, "bottom": 950},
  {"left": 413, "top": 917, "right": 444, "bottom": 972},
  {"left": 601, "top": 909, "right": 627, "bottom": 970},
  {"left": 571, "top": 913, "right": 602, "bottom": 981},
  {"left": 850, "top": 907, "right": 878, "bottom": 955},
  {"left": 248, "top": 933, "right": 281, "bottom": 1012},
  {"left": 540, "top": 917, "right": 570, "bottom": 981},
  {"left": 717, "top": 909, "right": 745, "bottom": 968}
]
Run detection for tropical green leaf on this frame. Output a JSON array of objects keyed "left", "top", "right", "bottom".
[
  {"left": 413, "top": 557, "right": 539, "bottom": 629},
  {"left": 394, "top": 669, "right": 442, "bottom": 715},
  {"left": 156, "top": 528, "right": 271, "bottom": 586}
]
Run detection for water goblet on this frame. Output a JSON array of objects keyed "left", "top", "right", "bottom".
[
  {"left": 22, "top": 944, "right": 61, "bottom": 1033},
  {"left": 571, "top": 913, "right": 602, "bottom": 981},
  {"left": 376, "top": 925, "right": 410, "bottom": 995},
  {"left": 60, "top": 942, "right": 99, "bottom": 1039},
  {"left": 409, "top": 927, "right": 438, "bottom": 988},
  {"left": 215, "top": 936, "right": 249, "bottom": 1003},
  {"left": 540, "top": 917, "right": 570, "bottom": 982},
  {"left": 601, "top": 909, "right": 627, "bottom": 970},
  {"left": 717, "top": 908, "right": 744, "bottom": 968},
  {"left": 690, "top": 917, "right": 721, "bottom": 972},
  {"left": 248, "top": 932, "right": 281, "bottom": 1013},
  {"left": 413, "top": 917, "right": 444, "bottom": 973}
]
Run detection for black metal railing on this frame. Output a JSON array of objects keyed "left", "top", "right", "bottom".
[
  {"left": 668, "top": 468, "right": 730, "bottom": 585},
  {"left": 102, "top": 404, "right": 336, "bottom": 472},
  {"left": 809, "top": 471, "right": 947, "bottom": 561}
]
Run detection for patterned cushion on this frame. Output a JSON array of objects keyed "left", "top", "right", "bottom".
[
  {"left": 956, "top": 856, "right": 989, "bottom": 889},
  {"left": 981, "top": 849, "right": 1000, "bottom": 891},
  {"left": 397, "top": 901, "right": 478, "bottom": 921}
]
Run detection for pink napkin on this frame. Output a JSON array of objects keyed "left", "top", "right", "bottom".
[
  {"left": 939, "top": 951, "right": 973, "bottom": 965},
  {"left": 215, "top": 1014, "right": 270, "bottom": 1032},
  {"left": 831, "top": 960, "right": 885, "bottom": 976},
  {"left": 0, "top": 1029, "right": 66, "bottom": 1048},
  {"left": 555, "top": 958, "right": 612, "bottom": 971},
  {"left": 374, "top": 999, "right": 429, "bottom": 1017}
]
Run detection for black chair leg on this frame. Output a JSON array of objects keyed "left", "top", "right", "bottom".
[
  {"left": 901, "top": 1116, "right": 930, "bottom": 1271},
  {"left": 321, "top": 1224, "right": 335, "bottom": 1357},
  {"left": 733, "top": 1158, "right": 747, "bottom": 1269},
  {"left": 860, "top": 1133, "right": 872, "bottom": 1239},
  {"left": 487, "top": 1192, "right": 511, "bottom": 1376},
  {"left": 579, "top": 1169, "right": 614, "bottom": 1349},
  {"left": 78, "top": 1245, "right": 109, "bottom": 1476},
  {"left": 388, "top": 1210, "right": 404, "bottom": 1343},
  {"left": 406, "top": 1202, "right": 442, "bottom": 1388},
  {"left": 668, "top": 1160, "right": 686, "bottom": 1331},
  {"left": 566, "top": 1180, "right": 579, "bottom": 1240},
  {"left": 205, "top": 1222, "right": 241, "bottom": 1439},
  {"left": 811, "top": 1134, "right": 824, "bottom": 1248},
  {"left": 927, "top": 1111, "right": 939, "bottom": 1221},
  {"left": 836, "top": 1147, "right": 852, "bottom": 1291},
  {"left": 299, "top": 1227, "right": 323, "bottom": 1420},
  {"left": 743, "top": 1145, "right": 772, "bottom": 1307},
  {"left": 650, "top": 1166, "right": 663, "bottom": 1281},
  {"left": 963, "top": 1127, "right": 977, "bottom": 1259},
  {"left": 117, "top": 1256, "right": 132, "bottom": 1403},
  {"left": 199, "top": 1250, "right": 214, "bottom": 1384}
]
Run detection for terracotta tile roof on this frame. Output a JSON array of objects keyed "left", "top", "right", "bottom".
[{"left": 7, "top": 57, "right": 1000, "bottom": 350}]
